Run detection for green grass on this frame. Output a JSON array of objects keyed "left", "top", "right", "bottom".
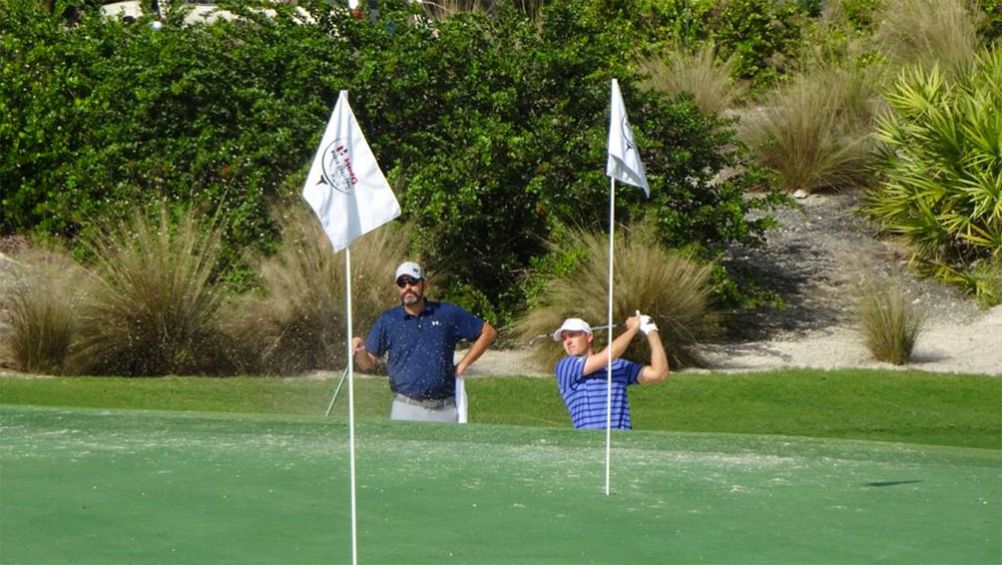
[
  {"left": 2, "top": 368, "right": 999, "bottom": 450},
  {"left": 5, "top": 405, "right": 999, "bottom": 565}
]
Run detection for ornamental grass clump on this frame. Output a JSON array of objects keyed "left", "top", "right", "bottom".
[
  {"left": 70, "top": 207, "right": 231, "bottom": 376},
  {"left": 639, "top": 43, "right": 745, "bottom": 116},
  {"left": 1, "top": 250, "right": 83, "bottom": 375},
  {"left": 739, "top": 66, "right": 879, "bottom": 193},
  {"left": 873, "top": 0, "right": 978, "bottom": 72},
  {"left": 516, "top": 229, "right": 717, "bottom": 372},
  {"left": 858, "top": 280, "right": 924, "bottom": 365},
  {"left": 222, "top": 205, "right": 411, "bottom": 375}
]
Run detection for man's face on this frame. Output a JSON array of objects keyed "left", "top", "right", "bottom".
[
  {"left": 395, "top": 276, "right": 425, "bottom": 306},
  {"left": 560, "top": 330, "right": 593, "bottom": 356}
]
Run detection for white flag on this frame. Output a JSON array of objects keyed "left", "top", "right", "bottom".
[
  {"left": 606, "top": 79, "right": 650, "bottom": 196},
  {"left": 303, "top": 91, "right": 401, "bottom": 251}
]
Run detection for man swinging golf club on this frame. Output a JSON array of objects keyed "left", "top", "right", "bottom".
[{"left": 551, "top": 312, "right": 668, "bottom": 429}]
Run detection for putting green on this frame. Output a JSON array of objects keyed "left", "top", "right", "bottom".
[{"left": 2, "top": 405, "right": 999, "bottom": 564}]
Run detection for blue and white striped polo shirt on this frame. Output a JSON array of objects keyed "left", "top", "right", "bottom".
[{"left": 553, "top": 355, "right": 642, "bottom": 429}]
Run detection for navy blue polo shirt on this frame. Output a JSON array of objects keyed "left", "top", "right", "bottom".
[{"left": 365, "top": 301, "right": 485, "bottom": 400}]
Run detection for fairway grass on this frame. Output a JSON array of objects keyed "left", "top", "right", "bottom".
[
  {"left": 2, "top": 368, "right": 1000, "bottom": 449},
  {"left": 2, "top": 405, "right": 999, "bottom": 564}
]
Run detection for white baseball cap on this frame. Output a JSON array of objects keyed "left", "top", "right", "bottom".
[
  {"left": 551, "top": 318, "right": 593, "bottom": 341},
  {"left": 394, "top": 261, "right": 424, "bottom": 281}
]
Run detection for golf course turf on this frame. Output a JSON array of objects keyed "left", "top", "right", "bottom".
[{"left": 2, "top": 403, "right": 999, "bottom": 564}]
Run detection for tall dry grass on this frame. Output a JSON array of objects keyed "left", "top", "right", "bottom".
[
  {"left": 858, "top": 279, "right": 924, "bottom": 365},
  {"left": 739, "top": 66, "right": 881, "bottom": 193},
  {"left": 221, "top": 205, "right": 412, "bottom": 375},
  {"left": 70, "top": 207, "right": 231, "bottom": 376},
  {"left": 0, "top": 250, "right": 84, "bottom": 374},
  {"left": 418, "top": 0, "right": 498, "bottom": 20},
  {"left": 640, "top": 43, "right": 745, "bottom": 116},
  {"left": 873, "top": 0, "right": 979, "bottom": 71},
  {"left": 515, "top": 230, "right": 717, "bottom": 372}
]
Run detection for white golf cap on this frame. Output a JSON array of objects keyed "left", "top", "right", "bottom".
[
  {"left": 394, "top": 261, "right": 424, "bottom": 281},
  {"left": 551, "top": 318, "right": 592, "bottom": 341}
]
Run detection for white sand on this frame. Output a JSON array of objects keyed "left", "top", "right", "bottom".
[
  {"left": 466, "top": 306, "right": 1002, "bottom": 377},
  {"left": 695, "top": 305, "right": 1002, "bottom": 375}
]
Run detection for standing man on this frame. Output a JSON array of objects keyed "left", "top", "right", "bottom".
[
  {"left": 551, "top": 313, "right": 669, "bottom": 429},
  {"left": 352, "top": 261, "right": 497, "bottom": 422}
]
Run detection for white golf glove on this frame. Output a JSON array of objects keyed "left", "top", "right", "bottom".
[{"left": 638, "top": 314, "right": 659, "bottom": 336}]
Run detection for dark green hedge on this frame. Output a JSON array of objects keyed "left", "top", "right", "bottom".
[{"left": 1, "top": 0, "right": 776, "bottom": 322}]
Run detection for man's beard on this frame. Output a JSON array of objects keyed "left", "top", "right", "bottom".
[{"left": 402, "top": 292, "right": 422, "bottom": 305}]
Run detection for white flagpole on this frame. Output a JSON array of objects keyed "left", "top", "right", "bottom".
[
  {"left": 605, "top": 176, "right": 615, "bottom": 497},
  {"left": 603, "top": 78, "right": 650, "bottom": 496},
  {"left": 345, "top": 247, "right": 358, "bottom": 565},
  {"left": 303, "top": 90, "right": 401, "bottom": 565}
]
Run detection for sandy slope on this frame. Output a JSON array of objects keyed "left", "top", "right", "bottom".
[
  {"left": 695, "top": 306, "right": 1002, "bottom": 375},
  {"left": 465, "top": 305, "right": 1001, "bottom": 377},
  {"left": 470, "top": 193, "right": 1002, "bottom": 377}
]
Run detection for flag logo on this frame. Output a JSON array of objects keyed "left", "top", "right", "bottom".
[
  {"left": 318, "top": 140, "right": 358, "bottom": 194},
  {"left": 619, "top": 116, "right": 636, "bottom": 154}
]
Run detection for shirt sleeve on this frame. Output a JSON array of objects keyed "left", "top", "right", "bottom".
[
  {"left": 619, "top": 359, "right": 642, "bottom": 385},
  {"left": 452, "top": 306, "right": 485, "bottom": 341},
  {"left": 365, "top": 315, "right": 387, "bottom": 357},
  {"left": 554, "top": 356, "right": 586, "bottom": 391}
]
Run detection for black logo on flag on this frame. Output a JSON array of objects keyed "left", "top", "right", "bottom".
[
  {"left": 621, "top": 115, "right": 636, "bottom": 154},
  {"left": 318, "top": 139, "right": 358, "bottom": 195}
]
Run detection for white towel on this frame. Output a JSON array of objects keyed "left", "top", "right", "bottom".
[{"left": 455, "top": 377, "right": 468, "bottom": 424}]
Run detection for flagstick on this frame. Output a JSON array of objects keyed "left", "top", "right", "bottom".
[
  {"left": 345, "top": 247, "right": 359, "bottom": 565},
  {"left": 605, "top": 176, "right": 615, "bottom": 497}
]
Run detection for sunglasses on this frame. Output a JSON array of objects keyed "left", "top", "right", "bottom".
[{"left": 396, "top": 276, "right": 423, "bottom": 288}]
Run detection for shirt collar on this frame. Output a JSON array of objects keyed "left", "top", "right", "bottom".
[{"left": 399, "top": 300, "right": 436, "bottom": 320}]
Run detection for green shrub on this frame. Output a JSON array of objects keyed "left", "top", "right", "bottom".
[
  {"left": 976, "top": 0, "right": 1002, "bottom": 45},
  {"left": 858, "top": 279, "right": 924, "bottom": 365},
  {"left": 69, "top": 206, "right": 230, "bottom": 376},
  {"left": 866, "top": 49, "right": 1002, "bottom": 304},
  {"left": 796, "top": 0, "right": 885, "bottom": 70},
  {"left": 639, "top": 43, "right": 745, "bottom": 116},
  {"left": 516, "top": 228, "right": 718, "bottom": 372},
  {"left": 0, "top": 250, "right": 82, "bottom": 374},
  {"left": 3, "top": 0, "right": 779, "bottom": 321},
  {"left": 221, "top": 205, "right": 412, "bottom": 375},
  {"left": 633, "top": 0, "right": 716, "bottom": 51},
  {"left": 351, "top": 0, "right": 777, "bottom": 321},
  {"left": 739, "top": 66, "right": 880, "bottom": 193},
  {"left": 703, "top": 0, "right": 810, "bottom": 87},
  {"left": 825, "top": 0, "right": 885, "bottom": 33},
  {"left": 1, "top": 0, "right": 348, "bottom": 271}
]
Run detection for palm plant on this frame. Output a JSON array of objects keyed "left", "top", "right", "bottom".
[
  {"left": 70, "top": 206, "right": 230, "bottom": 376},
  {"left": 221, "top": 205, "right": 412, "bottom": 375},
  {"left": 516, "top": 229, "right": 717, "bottom": 372},
  {"left": 866, "top": 48, "right": 1002, "bottom": 305}
]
